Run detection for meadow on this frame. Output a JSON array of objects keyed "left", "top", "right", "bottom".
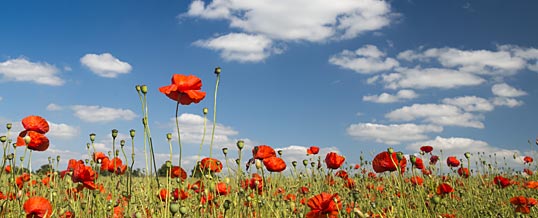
[{"left": 1, "top": 70, "right": 537, "bottom": 218}]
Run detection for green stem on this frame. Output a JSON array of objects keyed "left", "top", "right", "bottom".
[
  {"left": 209, "top": 73, "right": 220, "bottom": 158},
  {"left": 175, "top": 102, "right": 182, "bottom": 168},
  {"left": 198, "top": 110, "right": 208, "bottom": 163}
]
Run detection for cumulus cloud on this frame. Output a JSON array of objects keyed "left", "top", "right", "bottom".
[
  {"left": 48, "top": 122, "right": 80, "bottom": 139},
  {"left": 441, "top": 96, "right": 494, "bottom": 112},
  {"left": 346, "top": 123, "right": 443, "bottom": 145},
  {"left": 363, "top": 89, "right": 418, "bottom": 103},
  {"left": 46, "top": 103, "right": 64, "bottom": 111},
  {"left": 80, "top": 53, "right": 132, "bottom": 78},
  {"left": 167, "top": 113, "right": 239, "bottom": 145},
  {"left": 71, "top": 105, "right": 137, "bottom": 122},
  {"left": 385, "top": 104, "right": 485, "bottom": 128},
  {"left": 491, "top": 97, "right": 524, "bottom": 108},
  {"left": 194, "top": 33, "right": 279, "bottom": 62},
  {"left": 491, "top": 83, "right": 527, "bottom": 97},
  {"left": 0, "top": 57, "right": 64, "bottom": 86},
  {"left": 329, "top": 44, "right": 399, "bottom": 74},
  {"left": 378, "top": 67, "right": 485, "bottom": 89}
]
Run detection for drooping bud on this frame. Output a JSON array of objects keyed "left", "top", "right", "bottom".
[
  {"left": 464, "top": 152, "right": 471, "bottom": 159},
  {"left": 292, "top": 161, "right": 297, "bottom": 167},
  {"left": 222, "top": 148, "right": 228, "bottom": 155},
  {"left": 277, "top": 150, "right": 283, "bottom": 156},
  {"left": 236, "top": 140, "right": 245, "bottom": 150},
  {"left": 89, "top": 133, "right": 96, "bottom": 142}
]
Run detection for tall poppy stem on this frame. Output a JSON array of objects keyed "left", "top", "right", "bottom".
[
  {"left": 209, "top": 68, "right": 221, "bottom": 158},
  {"left": 175, "top": 102, "right": 183, "bottom": 168}
]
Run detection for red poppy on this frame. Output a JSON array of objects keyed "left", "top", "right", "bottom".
[
  {"left": 252, "top": 145, "right": 276, "bottom": 160},
  {"left": 436, "top": 183, "right": 454, "bottom": 195},
  {"left": 172, "top": 188, "right": 189, "bottom": 200},
  {"left": 335, "top": 170, "right": 349, "bottom": 179},
  {"left": 410, "top": 176, "right": 424, "bottom": 186},
  {"left": 354, "top": 164, "right": 360, "bottom": 169},
  {"left": 414, "top": 157, "right": 424, "bottom": 170},
  {"left": 71, "top": 160, "right": 98, "bottom": 190},
  {"left": 524, "top": 168, "right": 533, "bottom": 176},
  {"left": 510, "top": 196, "right": 534, "bottom": 214},
  {"left": 159, "top": 74, "right": 206, "bottom": 105},
  {"left": 200, "top": 157, "right": 223, "bottom": 173},
  {"left": 325, "top": 152, "right": 345, "bottom": 169},
  {"left": 23, "top": 196, "right": 52, "bottom": 218},
  {"left": 171, "top": 166, "right": 187, "bottom": 180},
  {"left": 372, "top": 151, "right": 406, "bottom": 173},
  {"left": 158, "top": 189, "right": 169, "bottom": 201},
  {"left": 446, "top": 156, "right": 460, "bottom": 167},
  {"left": 420, "top": 145, "right": 433, "bottom": 153},
  {"left": 457, "top": 167, "right": 470, "bottom": 178},
  {"left": 5, "top": 165, "right": 11, "bottom": 173},
  {"left": 216, "top": 182, "right": 231, "bottom": 195},
  {"left": 306, "top": 192, "right": 342, "bottom": 218},
  {"left": 494, "top": 175, "right": 511, "bottom": 188},
  {"left": 307, "top": 146, "right": 320, "bottom": 155},
  {"left": 17, "top": 131, "right": 50, "bottom": 151},
  {"left": 262, "top": 156, "right": 287, "bottom": 172},
  {"left": 92, "top": 152, "right": 108, "bottom": 162},
  {"left": 299, "top": 186, "right": 309, "bottom": 195},
  {"left": 430, "top": 155, "right": 439, "bottom": 165},
  {"left": 22, "top": 115, "right": 49, "bottom": 134},
  {"left": 524, "top": 156, "right": 534, "bottom": 164},
  {"left": 188, "top": 180, "right": 205, "bottom": 193}
]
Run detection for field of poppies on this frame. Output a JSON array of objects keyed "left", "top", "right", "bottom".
[{"left": 1, "top": 70, "right": 537, "bottom": 217}]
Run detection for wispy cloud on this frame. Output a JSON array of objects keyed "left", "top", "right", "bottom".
[
  {"left": 346, "top": 123, "right": 443, "bottom": 145},
  {"left": 363, "top": 89, "right": 418, "bottom": 103},
  {"left": 329, "top": 45, "right": 399, "bottom": 74}
]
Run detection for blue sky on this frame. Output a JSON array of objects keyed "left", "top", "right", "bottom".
[{"left": 1, "top": 0, "right": 537, "bottom": 172}]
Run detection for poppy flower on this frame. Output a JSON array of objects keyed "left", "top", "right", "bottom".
[
  {"left": 307, "top": 146, "right": 320, "bottom": 155},
  {"left": 446, "top": 156, "right": 460, "bottom": 167},
  {"left": 457, "top": 167, "right": 470, "bottom": 178},
  {"left": 171, "top": 166, "right": 187, "bottom": 180},
  {"left": 372, "top": 151, "right": 406, "bottom": 173},
  {"left": 71, "top": 161, "right": 98, "bottom": 190},
  {"left": 5, "top": 165, "right": 11, "bottom": 173},
  {"left": 354, "top": 164, "right": 360, "bottom": 169},
  {"left": 158, "top": 189, "right": 169, "bottom": 201},
  {"left": 17, "top": 131, "right": 50, "bottom": 151},
  {"left": 21, "top": 115, "right": 49, "bottom": 134},
  {"left": 414, "top": 157, "right": 425, "bottom": 170},
  {"left": 524, "top": 168, "right": 533, "bottom": 176},
  {"left": 216, "top": 182, "right": 231, "bottom": 195},
  {"left": 306, "top": 192, "right": 342, "bottom": 218},
  {"left": 335, "top": 170, "right": 349, "bottom": 179},
  {"left": 252, "top": 145, "right": 276, "bottom": 160},
  {"left": 524, "top": 156, "right": 533, "bottom": 164},
  {"left": 93, "top": 152, "right": 108, "bottom": 162},
  {"left": 262, "top": 156, "right": 287, "bottom": 172},
  {"left": 430, "top": 155, "right": 440, "bottom": 165},
  {"left": 299, "top": 186, "right": 309, "bottom": 195},
  {"left": 159, "top": 74, "right": 206, "bottom": 105},
  {"left": 510, "top": 196, "right": 535, "bottom": 214},
  {"left": 410, "top": 176, "right": 424, "bottom": 186},
  {"left": 23, "top": 196, "right": 52, "bottom": 218},
  {"left": 494, "top": 175, "right": 511, "bottom": 188},
  {"left": 436, "top": 183, "right": 454, "bottom": 196},
  {"left": 172, "top": 188, "right": 189, "bottom": 200},
  {"left": 325, "top": 152, "right": 345, "bottom": 169},
  {"left": 200, "top": 157, "right": 223, "bottom": 173},
  {"left": 420, "top": 145, "right": 433, "bottom": 153}
]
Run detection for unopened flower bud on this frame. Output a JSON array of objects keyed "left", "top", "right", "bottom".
[
  {"left": 235, "top": 158, "right": 240, "bottom": 165},
  {"left": 236, "top": 140, "right": 245, "bottom": 150},
  {"left": 24, "top": 135, "right": 32, "bottom": 145},
  {"left": 387, "top": 147, "right": 394, "bottom": 154},
  {"left": 214, "top": 67, "right": 221, "bottom": 75},
  {"left": 6, "top": 123, "right": 12, "bottom": 130},
  {"left": 86, "top": 143, "right": 90, "bottom": 149},
  {"left": 302, "top": 159, "right": 308, "bottom": 167},
  {"left": 432, "top": 196, "right": 441, "bottom": 204},
  {"left": 464, "top": 152, "right": 471, "bottom": 159},
  {"left": 166, "top": 133, "right": 172, "bottom": 140},
  {"left": 292, "top": 161, "right": 297, "bottom": 167},
  {"left": 120, "top": 140, "right": 125, "bottom": 147},
  {"left": 129, "top": 129, "right": 136, "bottom": 138},
  {"left": 135, "top": 85, "right": 141, "bottom": 92},
  {"left": 170, "top": 203, "right": 180, "bottom": 214},
  {"left": 396, "top": 152, "right": 404, "bottom": 161},
  {"left": 141, "top": 85, "right": 148, "bottom": 94},
  {"left": 223, "top": 199, "right": 231, "bottom": 210},
  {"left": 277, "top": 150, "right": 283, "bottom": 156},
  {"left": 203, "top": 108, "right": 208, "bottom": 115},
  {"left": 255, "top": 159, "right": 262, "bottom": 169},
  {"left": 179, "top": 206, "right": 188, "bottom": 215},
  {"left": 0, "top": 136, "right": 6, "bottom": 143},
  {"left": 222, "top": 148, "right": 228, "bottom": 155},
  {"left": 410, "top": 155, "right": 417, "bottom": 164},
  {"left": 89, "top": 133, "right": 96, "bottom": 142},
  {"left": 111, "top": 129, "right": 118, "bottom": 139},
  {"left": 57, "top": 155, "right": 61, "bottom": 162}
]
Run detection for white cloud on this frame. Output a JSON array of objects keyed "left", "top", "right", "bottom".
[
  {"left": 186, "top": 0, "right": 392, "bottom": 42},
  {"left": 194, "top": 33, "right": 278, "bottom": 62},
  {"left": 407, "top": 136, "right": 522, "bottom": 167},
  {"left": 46, "top": 103, "right": 64, "bottom": 111},
  {"left": 329, "top": 45, "right": 399, "bottom": 74},
  {"left": 442, "top": 96, "right": 494, "bottom": 112},
  {"left": 48, "top": 122, "right": 80, "bottom": 139},
  {"left": 71, "top": 105, "right": 137, "bottom": 122},
  {"left": 491, "top": 83, "right": 527, "bottom": 97},
  {"left": 346, "top": 123, "right": 443, "bottom": 145},
  {"left": 363, "top": 89, "right": 417, "bottom": 103},
  {"left": 379, "top": 67, "right": 485, "bottom": 89},
  {"left": 168, "top": 113, "right": 239, "bottom": 145},
  {"left": 386, "top": 104, "right": 485, "bottom": 128},
  {"left": 0, "top": 57, "right": 64, "bottom": 86},
  {"left": 80, "top": 53, "right": 132, "bottom": 78},
  {"left": 492, "top": 97, "right": 524, "bottom": 108},
  {"left": 0, "top": 96, "right": 2, "bottom": 101}
]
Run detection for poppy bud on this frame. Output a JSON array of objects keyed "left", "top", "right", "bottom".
[
  {"left": 142, "top": 117, "right": 148, "bottom": 126},
  {"left": 396, "top": 152, "right": 404, "bottom": 161},
  {"left": 214, "top": 67, "right": 221, "bottom": 75},
  {"left": 0, "top": 136, "right": 6, "bottom": 143},
  {"left": 255, "top": 159, "right": 262, "bottom": 169},
  {"left": 170, "top": 203, "right": 180, "bottom": 214},
  {"left": 111, "top": 129, "right": 118, "bottom": 139},
  {"left": 141, "top": 85, "right": 148, "bottom": 94},
  {"left": 410, "top": 155, "right": 417, "bottom": 164},
  {"left": 135, "top": 85, "right": 141, "bottom": 92},
  {"left": 235, "top": 158, "right": 240, "bottom": 165},
  {"left": 302, "top": 159, "right": 308, "bottom": 167},
  {"left": 6, "top": 123, "right": 12, "bottom": 130},
  {"left": 134, "top": 212, "right": 143, "bottom": 218},
  {"left": 464, "top": 152, "right": 471, "bottom": 159},
  {"left": 24, "top": 135, "right": 31, "bottom": 145},
  {"left": 420, "top": 151, "right": 425, "bottom": 155},
  {"left": 130, "top": 129, "right": 136, "bottom": 138},
  {"left": 120, "top": 140, "right": 125, "bottom": 147},
  {"left": 203, "top": 108, "right": 208, "bottom": 115},
  {"left": 57, "top": 155, "right": 60, "bottom": 162},
  {"left": 86, "top": 143, "right": 90, "bottom": 149},
  {"left": 223, "top": 199, "right": 231, "bottom": 210},
  {"left": 222, "top": 148, "right": 228, "bottom": 155},
  {"left": 89, "top": 133, "right": 96, "bottom": 142},
  {"left": 7, "top": 153, "right": 13, "bottom": 160},
  {"left": 115, "top": 150, "right": 119, "bottom": 157},
  {"left": 236, "top": 140, "right": 245, "bottom": 150},
  {"left": 292, "top": 161, "right": 297, "bottom": 167},
  {"left": 166, "top": 133, "right": 172, "bottom": 140},
  {"left": 432, "top": 196, "right": 441, "bottom": 204},
  {"left": 278, "top": 150, "right": 283, "bottom": 156},
  {"left": 387, "top": 147, "right": 394, "bottom": 154},
  {"left": 179, "top": 206, "right": 188, "bottom": 215}
]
